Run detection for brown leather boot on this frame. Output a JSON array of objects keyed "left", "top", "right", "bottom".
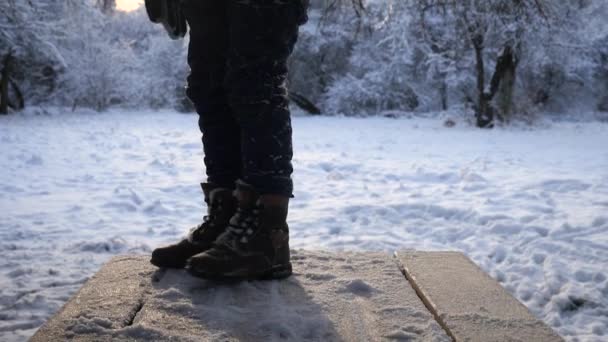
[
  {"left": 186, "top": 180, "right": 292, "bottom": 280},
  {"left": 150, "top": 183, "right": 237, "bottom": 268}
]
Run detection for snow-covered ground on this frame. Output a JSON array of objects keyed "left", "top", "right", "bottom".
[{"left": 0, "top": 110, "right": 607, "bottom": 341}]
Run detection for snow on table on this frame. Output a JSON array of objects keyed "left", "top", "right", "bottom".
[
  {"left": 31, "top": 251, "right": 560, "bottom": 341},
  {"left": 0, "top": 110, "right": 607, "bottom": 341},
  {"left": 31, "top": 252, "right": 446, "bottom": 341}
]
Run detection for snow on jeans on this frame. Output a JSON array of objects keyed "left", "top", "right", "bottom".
[{"left": 183, "top": 0, "right": 308, "bottom": 198}]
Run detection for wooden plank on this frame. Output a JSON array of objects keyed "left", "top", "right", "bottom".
[
  {"left": 31, "top": 251, "right": 448, "bottom": 341},
  {"left": 397, "top": 251, "right": 563, "bottom": 342},
  {"left": 30, "top": 255, "right": 158, "bottom": 342}
]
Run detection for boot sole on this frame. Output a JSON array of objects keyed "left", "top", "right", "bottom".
[
  {"left": 186, "top": 263, "right": 293, "bottom": 281},
  {"left": 149, "top": 257, "right": 187, "bottom": 269}
]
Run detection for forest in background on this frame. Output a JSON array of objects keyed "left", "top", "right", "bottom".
[{"left": 1, "top": 0, "right": 607, "bottom": 126}]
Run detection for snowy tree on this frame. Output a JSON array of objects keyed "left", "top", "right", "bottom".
[
  {"left": 404, "top": 0, "right": 559, "bottom": 127},
  {"left": 48, "top": 1, "right": 122, "bottom": 110},
  {"left": 322, "top": 1, "right": 422, "bottom": 115},
  {"left": 1, "top": 0, "right": 605, "bottom": 119},
  {"left": 108, "top": 7, "right": 189, "bottom": 111},
  {"left": 289, "top": 0, "right": 367, "bottom": 114},
  {"left": 0, "top": 0, "right": 66, "bottom": 113},
  {"left": 1, "top": 0, "right": 189, "bottom": 112}
]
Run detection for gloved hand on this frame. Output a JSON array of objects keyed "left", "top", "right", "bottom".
[{"left": 145, "top": 0, "right": 187, "bottom": 39}]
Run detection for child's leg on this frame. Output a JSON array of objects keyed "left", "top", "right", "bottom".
[
  {"left": 223, "top": 0, "right": 308, "bottom": 197},
  {"left": 184, "top": 0, "right": 241, "bottom": 189}
]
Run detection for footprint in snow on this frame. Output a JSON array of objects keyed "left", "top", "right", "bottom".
[
  {"left": 338, "top": 279, "right": 378, "bottom": 297},
  {"left": 539, "top": 179, "right": 591, "bottom": 193}
]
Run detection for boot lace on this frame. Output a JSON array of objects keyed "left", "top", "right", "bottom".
[
  {"left": 221, "top": 205, "right": 261, "bottom": 245},
  {"left": 189, "top": 199, "right": 222, "bottom": 240}
]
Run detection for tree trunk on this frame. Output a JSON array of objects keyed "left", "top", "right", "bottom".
[
  {"left": 289, "top": 91, "right": 321, "bottom": 115},
  {"left": 488, "top": 46, "right": 517, "bottom": 123},
  {"left": 496, "top": 67, "right": 515, "bottom": 122},
  {"left": 439, "top": 80, "right": 448, "bottom": 111},
  {"left": 473, "top": 36, "right": 492, "bottom": 128},
  {"left": 1, "top": 52, "right": 12, "bottom": 115},
  {"left": 9, "top": 78, "right": 25, "bottom": 110},
  {"left": 496, "top": 52, "right": 517, "bottom": 122}
]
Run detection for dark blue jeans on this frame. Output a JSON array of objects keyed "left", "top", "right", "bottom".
[{"left": 183, "top": 0, "right": 307, "bottom": 197}]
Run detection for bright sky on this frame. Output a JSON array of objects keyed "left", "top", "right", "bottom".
[{"left": 116, "top": 0, "right": 143, "bottom": 12}]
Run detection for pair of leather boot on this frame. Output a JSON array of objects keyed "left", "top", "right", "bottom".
[{"left": 150, "top": 181, "right": 291, "bottom": 280}]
